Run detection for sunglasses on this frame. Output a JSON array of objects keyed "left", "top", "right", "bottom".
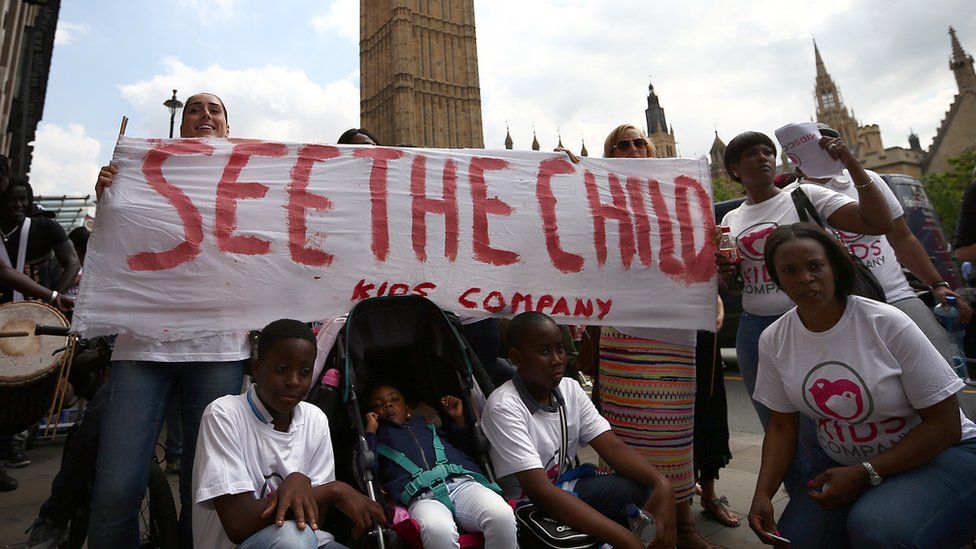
[{"left": 614, "top": 138, "right": 648, "bottom": 152}]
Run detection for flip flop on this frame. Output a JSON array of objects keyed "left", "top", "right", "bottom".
[{"left": 701, "top": 495, "right": 740, "bottom": 528}]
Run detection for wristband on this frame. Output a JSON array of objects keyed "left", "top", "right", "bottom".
[
  {"left": 929, "top": 281, "right": 951, "bottom": 291},
  {"left": 48, "top": 290, "right": 58, "bottom": 303}
]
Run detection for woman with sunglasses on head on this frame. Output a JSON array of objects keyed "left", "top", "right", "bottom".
[
  {"left": 592, "top": 123, "right": 717, "bottom": 548},
  {"left": 749, "top": 223, "right": 976, "bottom": 548},
  {"left": 716, "top": 131, "right": 892, "bottom": 495}
]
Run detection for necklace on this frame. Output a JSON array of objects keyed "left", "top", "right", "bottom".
[{"left": 1, "top": 223, "right": 20, "bottom": 243}]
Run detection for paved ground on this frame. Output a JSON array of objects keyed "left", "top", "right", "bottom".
[{"left": 2, "top": 357, "right": 974, "bottom": 548}]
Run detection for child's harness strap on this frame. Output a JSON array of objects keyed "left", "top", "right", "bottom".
[{"left": 375, "top": 424, "right": 501, "bottom": 513}]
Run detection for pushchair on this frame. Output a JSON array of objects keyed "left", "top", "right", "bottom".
[{"left": 308, "top": 296, "right": 496, "bottom": 548}]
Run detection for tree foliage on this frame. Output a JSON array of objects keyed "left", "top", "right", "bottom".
[
  {"left": 922, "top": 150, "right": 976, "bottom": 238},
  {"left": 712, "top": 176, "right": 745, "bottom": 203}
]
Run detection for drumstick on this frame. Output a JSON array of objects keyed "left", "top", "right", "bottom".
[{"left": 0, "top": 331, "right": 29, "bottom": 338}]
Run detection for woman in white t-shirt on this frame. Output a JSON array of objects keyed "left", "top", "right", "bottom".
[
  {"left": 716, "top": 131, "right": 892, "bottom": 493},
  {"left": 748, "top": 223, "right": 976, "bottom": 548}
]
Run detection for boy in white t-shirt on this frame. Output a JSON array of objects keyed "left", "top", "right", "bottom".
[
  {"left": 192, "top": 319, "right": 385, "bottom": 549},
  {"left": 481, "top": 312, "right": 677, "bottom": 549}
]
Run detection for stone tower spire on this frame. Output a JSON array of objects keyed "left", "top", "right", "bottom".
[
  {"left": 645, "top": 77, "right": 676, "bottom": 158},
  {"left": 360, "top": 0, "right": 484, "bottom": 147},
  {"left": 949, "top": 26, "right": 976, "bottom": 93},
  {"left": 644, "top": 78, "right": 667, "bottom": 134},
  {"left": 580, "top": 138, "right": 588, "bottom": 157},
  {"left": 709, "top": 131, "right": 728, "bottom": 182},
  {"left": 531, "top": 129, "right": 540, "bottom": 151},
  {"left": 813, "top": 39, "right": 860, "bottom": 152},
  {"left": 504, "top": 125, "right": 513, "bottom": 149}
]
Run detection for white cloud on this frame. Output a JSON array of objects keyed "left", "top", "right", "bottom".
[
  {"left": 29, "top": 123, "right": 102, "bottom": 196},
  {"left": 177, "top": 0, "right": 240, "bottom": 24},
  {"left": 310, "top": 0, "right": 358, "bottom": 42},
  {"left": 472, "top": 0, "right": 969, "bottom": 159},
  {"left": 117, "top": 58, "right": 359, "bottom": 143},
  {"left": 54, "top": 22, "right": 91, "bottom": 46}
]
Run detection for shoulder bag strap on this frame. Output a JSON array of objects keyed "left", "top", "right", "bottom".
[
  {"left": 555, "top": 399, "right": 568, "bottom": 485},
  {"left": 790, "top": 186, "right": 824, "bottom": 228}
]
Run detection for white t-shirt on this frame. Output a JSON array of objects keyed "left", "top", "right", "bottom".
[
  {"left": 801, "top": 170, "right": 915, "bottom": 303},
  {"left": 192, "top": 386, "right": 337, "bottom": 548},
  {"left": 754, "top": 296, "right": 976, "bottom": 466},
  {"left": 481, "top": 377, "right": 611, "bottom": 500},
  {"left": 720, "top": 184, "right": 854, "bottom": 316},
  {"left": 112, "top": 332, "right": 251, "bottom": 363}
]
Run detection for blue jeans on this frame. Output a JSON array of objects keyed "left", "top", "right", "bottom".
[
  {"left": 87, "top": 359, "right": 246, "bottom": 549},
  {"left": 737, "top": 312, "right": 833, "bottom": 494},
  {"left": 778, "top": 439, "right": 976, "bottom": 548},
  {"left": 572, "top": 473, "right": 651, "bottom": 527},
  {"left": 236, "top": 521, "right": 349, "bottom": 549}
]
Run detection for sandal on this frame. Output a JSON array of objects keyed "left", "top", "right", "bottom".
[{"left": 701, "top": 495, "right": 740, "bottom": 528}]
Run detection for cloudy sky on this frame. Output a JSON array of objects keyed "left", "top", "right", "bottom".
[{"left": 29, "top": 0, "right": 976, "bottom": 196}]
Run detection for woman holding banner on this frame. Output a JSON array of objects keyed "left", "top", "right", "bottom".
[
  {"left": 715, "top": 131, "right": 892, "bottom": 496},
  {"left": 593, "top": 123, "right": 716, "bottom": 548},
  {"left": 87, "top": 93, "right": 250, "bottom": 549}
]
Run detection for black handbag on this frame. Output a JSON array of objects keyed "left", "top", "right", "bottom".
[
  {"left": 790, "top": 186, "right": 887, "bottom": 303},
  {"left": 515, "top": 401, "right": 600, "bottom": 549}
]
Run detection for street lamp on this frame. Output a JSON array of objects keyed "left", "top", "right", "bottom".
[{"left": 163, "top": 89, "right": 183, "bottom": 139}]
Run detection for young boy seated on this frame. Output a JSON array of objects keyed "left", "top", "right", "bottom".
[
  {"left": 365, "top": 383, "right": 516, "bottom": 548},
  {"left": 192, "top": 319, "right": 386, "bottom": 548},
  {"left": 481, "top": 312, "right": 678, "bottom": 549}
]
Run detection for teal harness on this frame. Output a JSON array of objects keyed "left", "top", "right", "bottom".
[{"left": 375, "top": 424, "right": 501, "bottom": 513}]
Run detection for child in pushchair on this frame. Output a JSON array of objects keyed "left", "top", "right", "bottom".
[
  {"left": 307, "top": 296, "right": 504, "bottom": 548},
  {"left": 364, "top": 384, "right": 516, "bottom": 547}
]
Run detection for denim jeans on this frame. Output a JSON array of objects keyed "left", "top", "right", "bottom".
[
  {"left": 572, "top": 473, "right": 651, "bottom": 527},
  {"left": 87, "top": 359, "right": 246, "bottom": 549},
  {"left": 163, "top": 389, "right": 183, "bottom": 462},
  {"left": 778, "top": 438, "right": 976, "bottom": 548},
  {"left": 736, "top": 312, "right": 833, "bottom": 494},
  {"left": 407, "top": 476, "right": 516, "bottom": 549}
]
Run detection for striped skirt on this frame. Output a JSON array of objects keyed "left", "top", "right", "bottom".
[{"left": 597, "top": 327, "right": 696, "bottom": 502}]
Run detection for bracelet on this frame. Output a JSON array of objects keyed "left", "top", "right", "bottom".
[
  {"left": 853, "top": 178, "right": 873, "bottom": 189},
  {"left": 48, "top": 290, "right": 58, "bottom": 303},
  {"left": 929, "top": 281, "right": 951, "bottom": 291}
]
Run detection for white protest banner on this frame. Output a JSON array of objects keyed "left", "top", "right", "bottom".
[{"left": 74, "top": 137, "right": 717, "bottom": 342}]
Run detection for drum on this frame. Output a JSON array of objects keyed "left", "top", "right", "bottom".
[{"left": 0, "top": 301, "right": 68, "bottom": 435}]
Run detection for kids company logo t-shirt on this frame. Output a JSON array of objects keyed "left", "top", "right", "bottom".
[
  {"left": 754, "top": 296, "right": 976, "bottom": 465},
  {"left": 481, "top": 377, "right": 611, "bottom": 500},
  {"left": 802, "top": 170, "right": 915, "bottom": 304},
  {"left": 720, "top": 184, "right": 853, "bottom": 316}
]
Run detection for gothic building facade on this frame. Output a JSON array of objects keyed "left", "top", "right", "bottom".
[
  {"left": 359, "top": 0, "right": 484, "bottom": 148},
  {"left": 0, "top": 0, "right": 60, "bottom": 179},
  {"left": 813, "top": 40, "right": 925, "bottom": 178},
  {"left": 924, "top": 27, "right": 976, "bottom": 173}
]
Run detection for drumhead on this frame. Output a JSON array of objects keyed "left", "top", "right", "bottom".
[{"left": 0, "top": 301, "right": 68, "bottom": 386}]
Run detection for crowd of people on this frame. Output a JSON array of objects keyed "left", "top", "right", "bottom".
[{"left": 1, "top": 90, "right": 974, "bottom": 549}]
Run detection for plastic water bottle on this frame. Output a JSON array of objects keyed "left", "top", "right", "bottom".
[
  {"left": 718, "top": 226, "right": 740, "bottom": 263},
  {"left": 624, "top": 503, "right": 656, "bottom": 544},
  {"left": 934, "top": 296, "right": 968, "bottom": 378}
]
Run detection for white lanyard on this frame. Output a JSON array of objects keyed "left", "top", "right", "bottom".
[{"left": 0, "top": 217, "right": 32, "bottom": 301}]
